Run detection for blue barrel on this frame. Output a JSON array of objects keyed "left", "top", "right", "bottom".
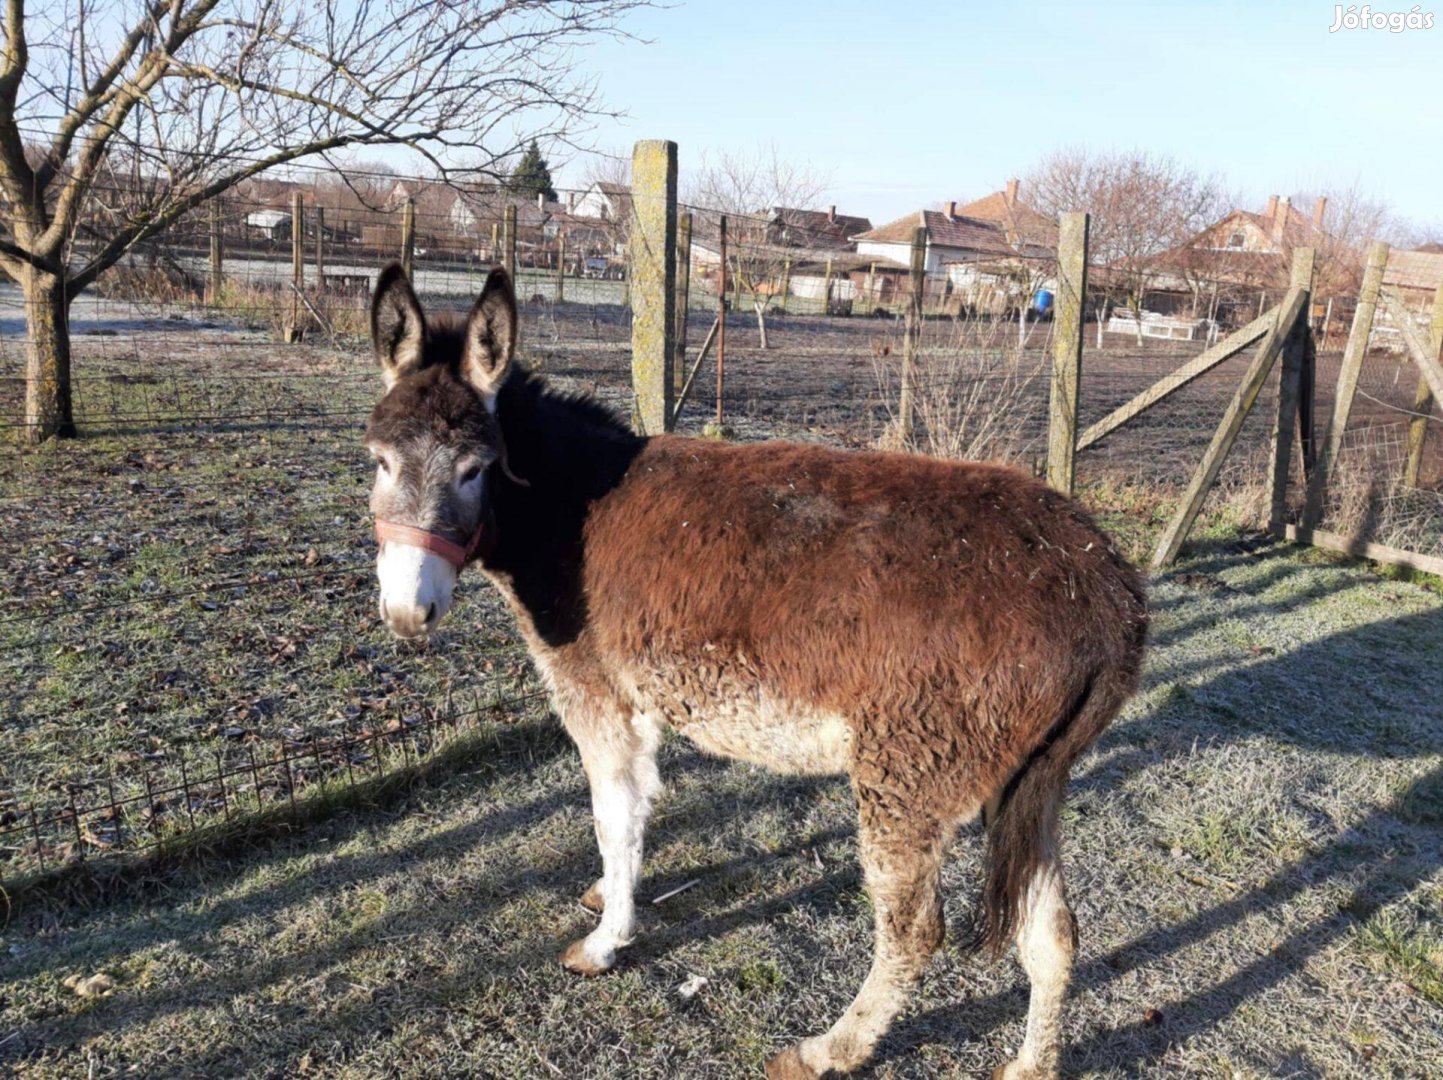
[{"left": 1032, "top": 289, "right": 1054, "bottom": 315}]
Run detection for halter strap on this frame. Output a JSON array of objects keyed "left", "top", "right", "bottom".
[{"left": 373, "top": 519, "right": 483, "bottom": 573}]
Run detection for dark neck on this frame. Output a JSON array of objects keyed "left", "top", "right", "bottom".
[{"left": 482, "top": 372, "right": 645, "bottom": 646}]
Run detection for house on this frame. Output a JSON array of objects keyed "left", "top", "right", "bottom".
[
  {"left": 1383, "top": 248, "right": 1443, "bottom": 306},
  {"left": 1157, "top": 195, "right": 1353, "bottom": 300},
  {"left": 761, "top": 206, "right": 872, "bottom": 250},
  {"left": 573, "top": 181, "right": 630, "bottom": 222},
  {"left": 244, "top": 209, "right": 292, "bottom": 242}
]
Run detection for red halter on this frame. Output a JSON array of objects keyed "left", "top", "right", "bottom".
[{"left": 373, "top": 519, "right": 484, "bottom": 573}]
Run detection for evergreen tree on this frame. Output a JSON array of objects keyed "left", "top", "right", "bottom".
[{"left": 507, "top": 140, "right": 558, "bottom": 202}]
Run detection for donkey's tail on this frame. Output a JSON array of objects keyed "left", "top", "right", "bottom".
[{"left": 965, "top": 670, "right": 1127, "bottom": 957}]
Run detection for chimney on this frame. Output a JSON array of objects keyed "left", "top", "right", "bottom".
[
  {"left": 1273, "top": 195, "right": 1291, "bottom": 242},
  {"left": 1265, "top": 194, "right": 1278, "bottom": 219},
  {"left": 1312, "top": 195, "right": 1327, "bottom": 229},
  {"left": 944, "top": 200, "right": 957, "bottom": 220},
  {"left": 828, "top": 205, "right": 837, "bottom": 223},
  {"left": 537, "top": 192, "right": 546, "bottom": 210},
  {"left": 566, "top": 191, "right": 576, "bottom": 213},
  {"left": 1005, "top": 178, "right": 1020, "bottom": 204}
]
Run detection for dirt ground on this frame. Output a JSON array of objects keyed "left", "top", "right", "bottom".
[{"left": 1, "top": 304, "right": 1441, "bottom": 1078}]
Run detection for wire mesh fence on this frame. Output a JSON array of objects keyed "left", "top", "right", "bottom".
[{"left": 5, "top": 160, "right": 1441, "bottom": 898}]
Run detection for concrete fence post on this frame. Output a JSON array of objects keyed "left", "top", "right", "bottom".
[
  {"left": 629, "top": 139, "right": 678, "bottom": 435},
  {"left": 1047, "top": 212, "right": 1089, "bottom": 494}
]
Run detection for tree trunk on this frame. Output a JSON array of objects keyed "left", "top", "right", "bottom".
[
  {"left": 753, "top": 299, "right": 769, "bottom": 350},
  {"left": 22, "top": 269, "right": 76, "bottom": 442}
]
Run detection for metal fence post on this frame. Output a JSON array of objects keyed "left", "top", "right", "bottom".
[
  {"left": 286, "top": 192, "right": 304, "bottom": 342},
  {"left": 628, "top": 139, "right": 677, "bottom": 435},
  {"left": 556, "top": 230, "right": 566, "bottom": 303},
  {"left": 1047, "top": 212, "right": 1089, "bottom": 494},
  {"left": 314, "top": 206, "right": 326, "bottom": 289},
  {"left": 674, "top": 211, "right": 692, "bottom": 398},
  {"left": 717, "top": 215, "right": 727, "bottom": 427}
]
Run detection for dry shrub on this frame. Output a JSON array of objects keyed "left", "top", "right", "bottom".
[
  {"left": 96, "top": 262, "right": 203, "bottom": 307},
  {"left": 872, "top": 311, "right": 1046, "bottom": 466}
]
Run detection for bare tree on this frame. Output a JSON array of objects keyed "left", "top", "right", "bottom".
[
  {"left": 1026, "top": 148, "right": 1227, "bottom": 346},
  {"left": 689, "top": 145, "right": 829, "bottom": 349},
  {"left": 1, "top": 0, "right": 644, "bottom": 441}
]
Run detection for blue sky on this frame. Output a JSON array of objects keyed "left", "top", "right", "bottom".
[{"left": 546, "top": 0, "right": 1439, "bottom": 231}]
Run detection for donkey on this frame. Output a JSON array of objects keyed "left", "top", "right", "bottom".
[{"left": 363, "top": 264, "right": 1147, "bottom": 1079}]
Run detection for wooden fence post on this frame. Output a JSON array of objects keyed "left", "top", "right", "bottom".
[
  {"left": 628, "top": 139, "right": 677, "bottom": 435},
  {"left": 1266, "top": 247, "right": 1315, "bottom": 530},
  {"left": 208, "top": 198, "right": 224, "bottom": 304},
  {"left": 1402, "top": 278, "right": 1443, "bottom": 487},
  {"left": 503, "top": 204, "right": 518, "bottom": 278},
  {"left": 286, "top": 192, "right": 304, "bottom": 342},
  {"left": 899, "top": 226, "right": 927, "bottom": 442},
  {"left": 674, "top": 211, "right": 692, "bottom": 398},
  {"left": 400, "top": 197, "right": 416, "bottom": 278},
  {"left": 716, "top": 215, "right": 727, "bottom": 427},
  {"left": 1047, "top": 212, "right": 1089, "bottom": 494},
  {"left": 1302, "top": 239, "right": 1389, "bottom": 528},
  {"left": 490, "top": 221, "right": 499, "bottom": 264},
  {"left": 823, "top": 256, "right": 834, "bottom": 316},
  {"left": 314, "top": 206, "right": 326, "bottom": 289}
]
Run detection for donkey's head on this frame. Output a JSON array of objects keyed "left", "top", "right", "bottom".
[{"left": 364, "top": 263, "right": 517, "bottom": 638}]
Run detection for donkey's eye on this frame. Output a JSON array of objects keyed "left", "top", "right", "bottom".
[
  {"left": 458, "top": 464, "right": 483, "bottom": 486},
  {"left": 376, "top": 457, "right": 392, "bottom": 476}
]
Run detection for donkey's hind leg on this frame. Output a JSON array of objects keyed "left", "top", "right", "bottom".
[
  {"left": 991, "top": 857, "right": 1075, "bottom": 1080},
  {"left": 767, "top": 816, "right": 951, "bottom": 1079},
  {"left": 559, "top": 709, "right": 664, "bottom": 976}
]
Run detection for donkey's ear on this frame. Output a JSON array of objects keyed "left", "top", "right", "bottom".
[
  {"left": 461, "top": 267, "right": 517, "bottom": 404},
  {"left": 371, "top": 263, "right": 426, "bottom": 388}
]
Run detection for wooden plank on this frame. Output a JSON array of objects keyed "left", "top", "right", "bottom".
[
  {"left": 1381, "top": 287, "right": 1443, "bottom": 409},
  {"left": 628, "top": 139, "right": 678, "bottom": 436},
  {"left": 1075, "top": 311, "right": 1273, "bottom": 450},
  {"left": 1281, "top": 524, "right": 1443, "bottom": 579},
  {"left": 1402, "top": 280, "right": 1443, "bottom": 487},
  {"left": 1151, "top": 285, "right": 1308, "bottom": 567},
  {"left": 1266, "top": 248, "right": 1315, "bottom": 529},
  {"left": 503, "top": 204, "right": 517, "bottom": 278},
  {"left": 1302, "top": 240, "right": 1389, "bottom": 528},
  {"left": 1046, "top": 213, "right": 1089, "bottom": 494}
]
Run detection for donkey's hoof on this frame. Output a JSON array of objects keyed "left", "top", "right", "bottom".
[
  {"left": 558, "top": 938, "right": 613, "bottom": 977},
  {"left": 765, "top": 1046, "right": 826, "bottom": 1080},
  {"left": 579, "top": 880, "right": 605, "bottom": 913}
]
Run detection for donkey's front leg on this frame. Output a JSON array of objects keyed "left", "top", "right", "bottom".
[{"left": 560, "top": 711, "right": 663, "bottom": 976}]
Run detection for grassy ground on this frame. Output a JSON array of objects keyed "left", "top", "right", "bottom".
[
  {"left": 1, "top": 542, "right": 1440, "bottom": 1078},
  {"left": 2, "top": 309, "right": 1440, "bottom": 1077}
]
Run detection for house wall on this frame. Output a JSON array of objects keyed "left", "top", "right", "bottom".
[{"left": 574, "top": 188, "right": 614, "bottom": 221}]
